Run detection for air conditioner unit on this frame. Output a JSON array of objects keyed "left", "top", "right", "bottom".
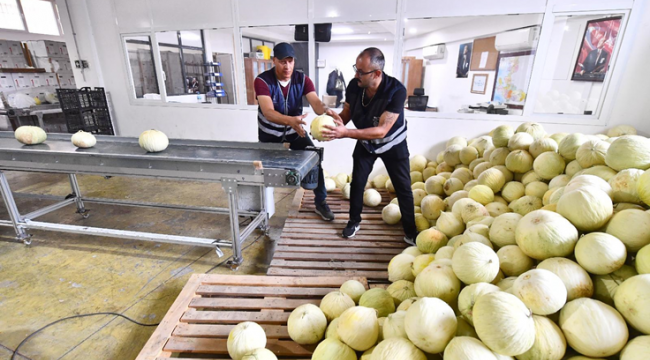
[
  {"left": 495, "top": 26, "right": 540, "bottom": 52},
  {"left": 423, "top": 44, "right": 446, "bottom": 60}
]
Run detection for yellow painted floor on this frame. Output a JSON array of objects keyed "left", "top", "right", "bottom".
[{"left": 0, "top": 171, "right": 298, "bottom": 360}]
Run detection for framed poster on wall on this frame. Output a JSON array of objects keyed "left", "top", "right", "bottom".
[
  {"left": 471, "top": 74, "right": 489, "bottom": 94},
  {"left": 492, "top": 51, "right": 536, "bottom": 108},
  {"left": 572, "top": 16, "right": 622, "bottom": 82},
  {"left": 456, "top": 42, "right": 473, "bottom": 78}
]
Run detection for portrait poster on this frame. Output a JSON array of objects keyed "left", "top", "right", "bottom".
[
  {"left": 492, "top": 51, "right": 536, "bottom": 107},
  {"left": 572, "top": 17, "right": 622, "bottom": 82},
  {"left": 456, "top": 42, "right": 473, "bottom": 78}
]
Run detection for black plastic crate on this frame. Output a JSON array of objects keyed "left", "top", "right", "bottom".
[
  {"left": 57, "top": 89, "right": 92, "bottom": 112},
  {"left": 93, "top": 108, "right": 114, "bottom": 135},
  {"left": 65, "top": 112, "right": 98, "bottom": 133},
  {"left": 88, "top": 87, "right": 107, "bottom": 108}
]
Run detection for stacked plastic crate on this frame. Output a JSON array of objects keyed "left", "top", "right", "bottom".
[{"left": 56, "top": 87, "right": 114, "bottom": 135}]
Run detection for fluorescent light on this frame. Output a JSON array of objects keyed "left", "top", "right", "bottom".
[
  {"left": 404, "top": 18, "right": 409, "bottom": 23},
  {"left": 332, "top": 26, "right": 354, "bottom": 34},
  {"left": 368, "top": 31, "right": 371, "bottom": 34},
  {"left": 327, "top": 10, "right": 339, "bottom": 17},
  {"left": 409, "top": 28, "right": 417, "bottom": 34}
]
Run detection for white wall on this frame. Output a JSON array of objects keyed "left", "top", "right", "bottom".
[
  {"left": 316, "top": 41, "right": 394, "bottom": 102},
  {"left": 0, "top": 29, "right": 64, "bottom": 42},
  {"left": 53, "top": 0, "right": 650, "bottom": 177}
]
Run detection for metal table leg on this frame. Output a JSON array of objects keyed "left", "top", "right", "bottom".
[
  {"left": 67, "top": 174, "right": 88, "bottom": 217},
  {"left": 259, "top": 186, "right": 270, "bottom": 235},
  {"left": 223, "top": 179, "right": 243, "bottom": 269},
  {"left": 0, "top": 171, "right": 30, "bottom": 243}
]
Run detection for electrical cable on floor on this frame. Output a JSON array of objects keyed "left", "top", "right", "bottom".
[
  {"left": 10, "top": 216, "right": 260, "bottom": 359},
  {"left": 11, "top": 312, "right": 160, "bottom": 360}
]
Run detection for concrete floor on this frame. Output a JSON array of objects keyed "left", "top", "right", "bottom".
[{"left": 0, "top": 171, "right": 297, "bottom": 360}]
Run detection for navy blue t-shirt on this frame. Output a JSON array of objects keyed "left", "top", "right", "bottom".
[{"left": 345, "top": 73, "right": 409, "bottom": 159}]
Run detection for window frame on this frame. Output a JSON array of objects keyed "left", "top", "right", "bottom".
[
  {"left": 0, "top": 0, "right": 63, "bottom": 36},
  {"left": 114, "top": 0, "right": 644, "bottom": 126}
]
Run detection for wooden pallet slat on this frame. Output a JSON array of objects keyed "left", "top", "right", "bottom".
[
  {"left": 189, "top": 298, "right": 320, "bottom": 311},
  {"left": 173, "top": 323, "right": 290, "bottom": 338},
  {"left": 137, "top": 275, "right": 366, "bottom": 360},
  {"left": 195, "top": 285, "right": 334, "bottom": 298},
  {"left": 273, "top": 251, "right": 396, "bottom": 262},
  {"left": 274, "top": 245, "right": 403, "bottom": 255}
]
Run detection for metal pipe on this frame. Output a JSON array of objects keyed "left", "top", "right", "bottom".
[
  {"left": 226, "top": 183, "right": 243, "bottom": 266},
  {"left": 23, "top": 220, "right": 231, "bottom": 249},
  {"left": 22, "top": 198, "right": 76, "bottom": 221},
  {"left": 10, "top": 193, "right": 259, "bottom": 217},
  {"left": 80, "top": 197, "right": 258, "bottom": 216},
  {"left": 68, "top": 174, "right": 86, "bottom": 214},
  {"left": 64, "top": 0, "right": 86, "bottom": 82},
  {"left": 239, "top": 211, "right": 266, "bottom": 242}
]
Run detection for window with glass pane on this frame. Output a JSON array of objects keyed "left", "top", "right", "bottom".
[
  {"left": 156, "top": 30, "right": 206, "bottom": 103},
  {"left": 315, "top": 21, "right": 396, "bottom": 109},
  {"left": 203, "top": 28, "right": 237, "bottom": 104},
  {"left": 240, "top": 25, "right": 308, "bottom": 105},
  {"left": 533, "top": 14, "right": 624, "bottom": 116},
  {"left": 0, "top": 0, "right": 25, "bottom": 30},
  {"left": 21, "top": 0, "right": 60, "bottom": 35},
  {"left": 124, "top": 36, "right": 160, "bottom": 99},
  {"left": 401, "top": 14, "right": 543, "bottom": 115}
]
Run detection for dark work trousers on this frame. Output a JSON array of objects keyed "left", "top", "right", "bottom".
[
  {"left": 286, "top": 135, "right": 327, "bottom": 205},
  {"left": 349, "top": 146, "right": 417, "bottom": 239}
]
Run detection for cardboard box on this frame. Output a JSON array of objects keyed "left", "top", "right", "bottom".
[
  {"left": 10, "top": 55, "right": 28, "bottom": 69},
  {"left": 43, "top": 73, "right": 58, "bottom": 87},
  {"left": 0, "top": 58, "right": 14, "bottom": 69},
  {"left": 57, "top": 73, "right": 76, "bottom": 89},
  {"left": 7, "top": 41, "right": 23, "bottom": 56},
  {"left": 0, "top": 74, "right": 15, "bottom": 90},
  {"left": 29, "top": 74, "right": 44, "bottom": 87},
  {"left": 11, "top": 74, "right": 31, "bottom": 89},
  {"left": 0, "top": 41, "right": 11, "bottom": 56}
]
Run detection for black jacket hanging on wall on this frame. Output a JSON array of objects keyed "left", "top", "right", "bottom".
[{"left": 326, "top": 70, "right": 345, "bottom": 107}]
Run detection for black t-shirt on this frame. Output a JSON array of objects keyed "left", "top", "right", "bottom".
[{"left": 345, "top": 73, "right": 409, "bottom": 159}]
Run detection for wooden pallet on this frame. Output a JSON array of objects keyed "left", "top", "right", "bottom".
[
  {"left": 136, "top": 274, "right": 369, "bottom": 360},
  {"left": 267, "top": 188, "right": 406, "bottom": 283}
]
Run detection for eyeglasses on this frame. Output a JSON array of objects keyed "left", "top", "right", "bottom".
[{"left": 353, "top": 65, "right": 377, "bottom": 76}]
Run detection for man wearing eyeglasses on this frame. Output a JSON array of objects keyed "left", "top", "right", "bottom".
[
  {"left": 320, "top": 47, "right": 416, "bottom": 245},
  {"left": 255, "top": 42, "right": 340, "bottom": 221}
]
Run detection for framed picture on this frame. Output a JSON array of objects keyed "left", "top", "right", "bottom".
[
  {"left": 572, "top": 16, "right": 622, "bottom": 82},
  {"left": 492, "top": 51, "right": 536, "bottom": 108},
  {"left": 456, "top": 42, "right": 473, "bottom": 78},
  {"left": 471, "top": 74, "right": 489, "bottom": 94}
]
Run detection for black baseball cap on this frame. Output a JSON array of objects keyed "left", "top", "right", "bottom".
[{"left": 273, "top": 42, "right": 296, "bottom": 59}]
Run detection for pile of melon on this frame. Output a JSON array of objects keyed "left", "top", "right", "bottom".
[
  {"left": 370, "top": 122, "right": 649, "bottom": 359},
  {"left": 228, "top": 122, "right": 650, "bottom": 359}
]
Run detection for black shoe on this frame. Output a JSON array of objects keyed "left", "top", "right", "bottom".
[
  {"left": 315, "top": 201, "right": 335, "bottom": 221},
  {"left": 342, "top": 221, "right": 361, "bottom": 238},
  {"left": 404, "top": 236, "right": 416, "bottom": 246}
]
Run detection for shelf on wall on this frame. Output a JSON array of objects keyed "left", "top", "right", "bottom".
[{"left": 0, "top": 68, "right": 47, "bottom": 73}]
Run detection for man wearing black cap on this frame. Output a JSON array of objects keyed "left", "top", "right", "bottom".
[
  {"left": 320, "top": 47, "right": 417, "bottom": 245},
  {"left": 254, "top": 42, "right": 339, "bottom": 221}
]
